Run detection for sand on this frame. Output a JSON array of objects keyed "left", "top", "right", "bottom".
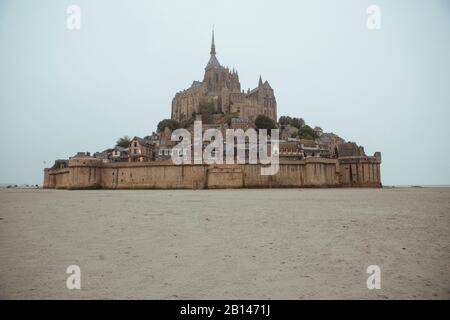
[{"left": 0, "top": 187, "right": 449, "bottom": 300}]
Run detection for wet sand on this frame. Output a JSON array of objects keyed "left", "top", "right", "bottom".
[{"left": 0, "top": 188, "right": 449, "bottom": 299}]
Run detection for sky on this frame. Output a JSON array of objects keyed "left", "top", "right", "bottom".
[{"left": 0, "top": 0, "right": 449, "bottom": 186}]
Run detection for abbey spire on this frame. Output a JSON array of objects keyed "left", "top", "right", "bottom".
[
  {"left": 210, "top": 28, "right": 216, "bottom": 55},
  {"left": 207, "top": 29, "right": 220, "bottom": 68}
]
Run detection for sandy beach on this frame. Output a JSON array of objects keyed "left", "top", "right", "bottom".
[{"left": 0, "top": 187, "right": 449, "bottom": 299}]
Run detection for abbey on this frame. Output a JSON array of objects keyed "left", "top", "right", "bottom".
[
  {"left": 43, "top": 29, "right": 382, "bottom": 190},
  {"left": 171, "top": 31, "right": 277, "bottom": 123}
]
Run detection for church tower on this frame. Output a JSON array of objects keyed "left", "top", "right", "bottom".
[{"left": 172, "top": 30, "right": 276, "bottom": 123}]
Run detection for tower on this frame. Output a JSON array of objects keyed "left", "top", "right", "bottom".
[
  {"left": 206, "top": 29, "right": 220, "bottom": 69},
  {"left": 171, "top": 29, "right": 277, "bottom": 123},
  {"left": 204, "top": 29, "right": 223, "bottom": 94}
]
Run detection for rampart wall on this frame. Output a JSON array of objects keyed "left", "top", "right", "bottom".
[{"left": 44, "top": 156, "right": 382, "bottom": 189}]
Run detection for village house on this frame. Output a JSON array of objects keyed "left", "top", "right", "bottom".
[
  {"left": 129, "top": 137, "right": 155, "bottom": 162},
  {"left": 145, "top": 132, "right": 160, "bottom": 146},
  {"left": 156, "top": 147, "right": 173, "bottom": 160},
  {"left": 278, "top": 139, "right": 331, "bottom": 160},
  {"left": 94, "top": 150, "right": 111, "bottom": 163},
  {"left": 111, "top": 146, "right": 129, "bottom": 162}
]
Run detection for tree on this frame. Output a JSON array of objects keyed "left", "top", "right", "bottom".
[
  {"left": 278, "top": 116, "right": 292, "bottom": 126},
  {"left": 278, "top": 116, "right": 305, "bottom": 129},
  {"left": 198, "top": 102, "right": 215, "bottom": 124},
  {"left": 290, "top": 117, "right": 305, "bottom": 129},
  {"left": 297, "top": 125, "right": 319, "bottom": 140},
  {"left": 116, "top": 135, "right": 131, "bottom": 148},
  {"left": 255, "top": 114, "right": 278, "bottom": 130},
  {"left": 157, "top": 119, "right": 180, "bottom": 132}
]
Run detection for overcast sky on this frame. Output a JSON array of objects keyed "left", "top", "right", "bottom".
[{"left": 0, "top": 0, "right": 449, "bottom": 186}]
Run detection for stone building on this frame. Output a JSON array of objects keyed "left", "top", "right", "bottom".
[
  {"left": 111, "top": 146, "right": 129, "bottom": 162},
  {"left": 337, "top": 142, "right": 366, "bottom": 157},
  {"left": 317, "top": 132, "right": 346, "bottom": 157},
  {"left": 279, "top": 139, "right": 330, "bottom": 160},
  {"left": 128, "top": 137, "right": 155, "bottom": 162},
  {"left": 171, "top": 31, "right": 277, "bottom": 123}
]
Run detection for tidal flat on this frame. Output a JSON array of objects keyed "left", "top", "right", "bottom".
[{"left": 0, "top": 187, "right": 449, "bottom": 299}]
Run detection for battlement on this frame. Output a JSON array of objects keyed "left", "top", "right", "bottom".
[{"left": 69, "top": 155, "right": 103, "bottom": 167}]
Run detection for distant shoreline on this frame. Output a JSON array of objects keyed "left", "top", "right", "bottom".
[
  {"left": 384, "top": 185, "right": 450, "bottom": 188},
  {"left": 0, "top": 184, "right": 40, "bottom": 189},
  {"left": 1, "top": 184, "right": 450, "bottom": 190}
]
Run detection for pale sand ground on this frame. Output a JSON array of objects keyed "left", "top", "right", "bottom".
[{"left": 0, "top": 188, "right": 448, "bottom": 300}]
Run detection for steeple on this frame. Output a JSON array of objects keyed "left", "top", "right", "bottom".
[
  {"left": 210, "top": 29, "right": 216, "bottom": 55},
  {"left": 259, "top": 75, "right": 263, "bottom": 86},
  {"left": 206, "top": 28, "right": 220, "bottom": 68}
]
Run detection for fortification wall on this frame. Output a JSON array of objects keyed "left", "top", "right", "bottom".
[
  {"left": 242, "top": 159, "right": 340, "bottom": 188},
  {"left": 339, "top": 156, "right": 382, "bottom": 188},
  {"left": 43, "top": 157, "right": 382, "bottom": 189},
  {"left": 101, "top": 163, "right": 207, "bottom": 189},
  {"left": 207, "top": 165, "right": 243, "bottom": 189},
  {"left": 44, "top": 168, "right": 71, "bottom": 189}
]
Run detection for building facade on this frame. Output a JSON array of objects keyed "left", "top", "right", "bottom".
[{"left": 128, "top": 137, "right": 154, "bottom": 162}]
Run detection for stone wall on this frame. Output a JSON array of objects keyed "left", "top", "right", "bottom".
[
  {"left": 339, "top": 156, "right": 382, "bottom": 188},
  {"left": 101, "top": 163, "right": 207, "bottom": 189},
  {"left": 242, "top": 159, "right": 340, "bottom": 188},
  {"left": 44, "top": 156, "right": 382, "bottom": 189},
  {"left": 43, "top": 168, "right": 71, "bottom": 189}
]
